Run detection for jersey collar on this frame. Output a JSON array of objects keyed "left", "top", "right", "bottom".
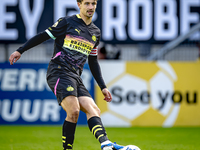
[{"left": 76, "top": 14, "right": 82, "bottom": 19}]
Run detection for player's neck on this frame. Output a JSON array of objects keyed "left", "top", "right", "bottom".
[{"left": 79, "top": 14, "right": 92, "bottom": 25}]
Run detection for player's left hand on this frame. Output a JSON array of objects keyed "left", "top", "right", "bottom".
[{"left": 102, "top": 88, "right": 112, "bottom": 102}]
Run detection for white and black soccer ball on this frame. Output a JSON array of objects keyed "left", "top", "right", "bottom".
[{"left": 121, "top": 145, "right": 141, "bottom": 150}]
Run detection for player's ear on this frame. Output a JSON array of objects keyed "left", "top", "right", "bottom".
[{"left": 77, "top": 2, "right": 81, "bottom": 9}]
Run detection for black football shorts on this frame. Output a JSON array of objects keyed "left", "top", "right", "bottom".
[{"left": 46, "top": 62, "right": 92, "bottom": 105}]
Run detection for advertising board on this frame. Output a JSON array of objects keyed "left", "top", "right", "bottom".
[
  {"left": 96, "top": 61, "right": 200, "bottom": 127},
  {"left": 0, "top": 0, "right": 199, "bottom": 44},
  {"left": 0, "top": 63, "right": 94, "bottom": 125}
]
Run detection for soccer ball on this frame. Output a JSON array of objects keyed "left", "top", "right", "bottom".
[{"left": 121, "top": 145, "right": 141, "bottom": 150}]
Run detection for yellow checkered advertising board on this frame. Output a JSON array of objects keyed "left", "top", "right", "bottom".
[{"left": 96, "top": 61, "right": 200, "bottom": 127}]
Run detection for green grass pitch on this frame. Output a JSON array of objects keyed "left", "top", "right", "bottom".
[{"left": 0, "top": 126, "right": 200, "bottom": 150}]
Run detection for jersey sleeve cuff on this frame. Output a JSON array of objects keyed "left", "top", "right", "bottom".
[
  {"left": 100, "top": 85, "right": 107, "bottom": 91},
  {"left": 16, "top": 47, "right": 24, "bottom": 54}
]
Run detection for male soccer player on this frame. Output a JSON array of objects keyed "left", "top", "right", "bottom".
[{"left": 9, "top": 0, "right": 124, "bottom": 150}]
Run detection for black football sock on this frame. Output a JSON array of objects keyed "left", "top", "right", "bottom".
[
  {"left": 88, "top": 116, "right": 109, "bottom": 143},
  {"left": 62, "top": 120, "right": 77, "bottom": 150}
]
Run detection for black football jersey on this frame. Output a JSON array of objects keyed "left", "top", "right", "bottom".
[{"left": 45, "top": 14, "right": 101, "bottom": 75}]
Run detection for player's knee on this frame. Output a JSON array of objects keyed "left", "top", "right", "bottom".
[
  {"left": 72, "top": 109, "right": 80, "bottom": 121},
  {"left": 68, "top": 109, "right": 80, "bottom": 122}
]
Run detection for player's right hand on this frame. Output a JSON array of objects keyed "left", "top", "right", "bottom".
[{"left": 9, "top": 51, "right": 21, "bottom": 65}]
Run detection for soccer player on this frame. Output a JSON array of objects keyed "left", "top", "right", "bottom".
[{"left": 9, "top": 0, "right": 124, "bottom": 150}]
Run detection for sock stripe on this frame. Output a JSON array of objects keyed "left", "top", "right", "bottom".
[
  {"left": 67, "top": 144, "right": 73, "bottom": 148},
  {"left": 92, "top": 125, "right": 102, "bottom": 133},
  {"left": 62, "top": 140, "right": 65, "bottom": 143},
  {"left": 62, "top": 136, "right": 66, "bottom": 139},
  {"left": 94, "top": 128, "right": 103, "bottom": 136},
  {"left": 97, "top": 134, "right": 104, "bottom": 140}
]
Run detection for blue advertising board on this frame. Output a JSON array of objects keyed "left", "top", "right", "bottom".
[{"left": 0, "top": 63, "right": 94, "bottom": 125}]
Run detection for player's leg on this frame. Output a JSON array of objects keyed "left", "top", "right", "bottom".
[
  {"left": 77, "top": 78, "right": 124, "bottom": 150},
  {"left": 61, "top": 96, "right": 80, "bottom": 150},
  {"left": 79, "top": 96, "right": 124, "bottom": 150},
  {"left": 79, "top": 96, "right": 109, "bottom": 142},
  {"left": 47, "top": 71, "right": 80, "bottom": 150}
]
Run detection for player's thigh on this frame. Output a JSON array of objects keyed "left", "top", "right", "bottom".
[
  {"left": 61, "top": 96, "right": 80, "bottom": 123},
  {"left": 61, "top": 95, "right": 80, "bottom": 113},
  {"left": 78, "top": 96, "right": 100, "bottom": 117}
]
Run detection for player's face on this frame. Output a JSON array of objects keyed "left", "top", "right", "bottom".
[{"left": 78, "top": 0, "right": 97, "bottom": 18}]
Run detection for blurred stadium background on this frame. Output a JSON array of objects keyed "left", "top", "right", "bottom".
[{"left": 0, "top": 0, "right": 200, "bottom": 150}]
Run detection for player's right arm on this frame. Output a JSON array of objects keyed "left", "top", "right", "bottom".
[
  {"left": 9, "top": 17, "right": 67, "bottom": 65},
  {"left": 9, "top": 31, "right": 51, "bottom": 65}
]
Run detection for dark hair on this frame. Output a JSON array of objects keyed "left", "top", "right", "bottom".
[{"left": 77, "top": 0, "right": 98, "bottom": 3}]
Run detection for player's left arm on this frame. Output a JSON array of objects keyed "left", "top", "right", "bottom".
[
  {"left": 88, "top": 29, "right": 112, "bottom": 102},
  {"left": 88, "top": 54, "right": 112, "bottom": 102}
]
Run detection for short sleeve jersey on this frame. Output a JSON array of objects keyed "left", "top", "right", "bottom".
[{"left": 45, "top": 14, "right": 101, "bottom": 75}]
